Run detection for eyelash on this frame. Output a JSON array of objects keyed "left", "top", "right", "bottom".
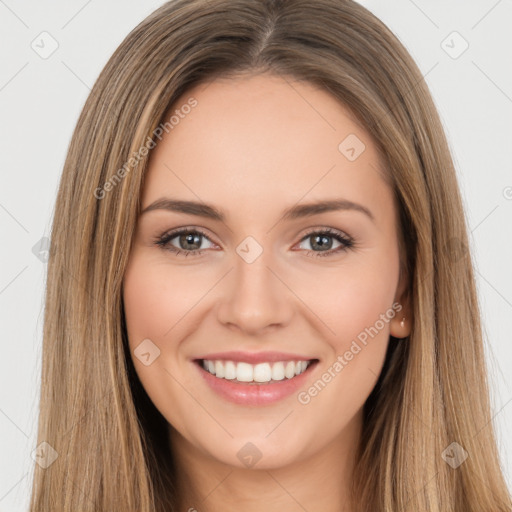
[{"left": 153, "top": 226, "right": 354, "bottom": 258}]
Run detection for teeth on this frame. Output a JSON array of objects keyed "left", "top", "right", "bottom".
[
  {"left": 201, "top": 359, "right": 312, "bottom": 383},
  {"left": 285, "top": 361, "right": 295, "bottom": 379},
  {"left": 237, "top": 362, "right": 254, "bottom": 382},
  {"left": 271, "top": 361, "right": 285, "bottom": 381},
  {"left": 224, "top": 360, "right": 236, "bottom": 380},
  {"left": 215, "top": 360, "right": 225, "bottom": 378}
]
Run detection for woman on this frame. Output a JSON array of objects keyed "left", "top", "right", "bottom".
[{"left": 29, "top": 0, "right": 512, "bottom": 510}]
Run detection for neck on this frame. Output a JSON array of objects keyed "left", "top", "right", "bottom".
[{"left": 169, "top": 411, "right": 362, "bottom": 512}]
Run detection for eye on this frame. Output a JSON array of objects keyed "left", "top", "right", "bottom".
[
  {"left": 154, "top": 227, "right": 216, "bottom": 257},
  {"left": 296, "top": 227, "right": 354, "bottom": 258}
]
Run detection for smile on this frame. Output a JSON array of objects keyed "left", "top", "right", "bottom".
[
  {"left": 193, "top": 354, "right": 319, "bottom": 406},
  {"left": 200, "top": 359, "right": 313, "bottom": 384}
]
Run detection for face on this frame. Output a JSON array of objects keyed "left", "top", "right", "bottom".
[{"left": 122, "top": 73, "right": 410, "bottom": 470}]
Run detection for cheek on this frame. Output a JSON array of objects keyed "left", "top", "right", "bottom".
[
  {"left": 122, "top": 256, "right": 186, "bottom": 408},
  {"left": 122, "top": 256, "right": 202, "bottom": 432},
  {"left": 299, "top": 253, "right": 400, "bottom": 351},
  {"left": 292, "top": 249, "right": 400, "bottom": 409},
  {"left": 330, "top": 272, "right": 396, "bottom": 351},
  {"left": 123, "top": 255, "right": 209, "bottom": 344},
  {"left": 123, "top": 262, "right": 173, "bottom": 343}
]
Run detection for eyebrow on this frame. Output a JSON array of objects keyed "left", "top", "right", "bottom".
[{"left": 140, "top": 197, "right": 375, "bottom": 223}]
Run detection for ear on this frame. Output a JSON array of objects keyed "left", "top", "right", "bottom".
[{"left": 389, "top": 266, "right": 412, "bottom": 339}]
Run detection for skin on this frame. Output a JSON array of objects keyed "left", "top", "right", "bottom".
[{"left": 122, "top": 72, "right": 411, "bottom": 512}]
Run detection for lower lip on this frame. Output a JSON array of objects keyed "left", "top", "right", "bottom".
[{"left": 193, "top": 360, "right": 318, "bottom": 406}]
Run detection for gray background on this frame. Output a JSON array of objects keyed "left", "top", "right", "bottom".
[{"left": 0, "top": 0, "right": 511, "bottom": 509}]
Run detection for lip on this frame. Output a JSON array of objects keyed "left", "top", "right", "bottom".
[
  {"left": 193, "top": 358, "right": 319, "bottom": 406},
  {"left": 192, "top": 351, "right": 316, "bottom": 364}
]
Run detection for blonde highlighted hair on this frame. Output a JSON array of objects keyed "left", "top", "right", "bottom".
[{"left": 30, "top": 0, "right": 511, "bottom": 510}]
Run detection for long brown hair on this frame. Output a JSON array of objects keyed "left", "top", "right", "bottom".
[{"left": 29, "top": 0, "right": 512, "bottom": 510}]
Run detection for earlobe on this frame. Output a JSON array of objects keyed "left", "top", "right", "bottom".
[
  {"left": 390, "top": 312, "right": 411, "bottom": 339},
  {"left": 391, "top": 268, "right": 411, "bottom": 338}
]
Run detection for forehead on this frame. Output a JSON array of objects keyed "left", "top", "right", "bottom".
[{"left": 142, "top": 73, "right": 392, "bottom": 225}]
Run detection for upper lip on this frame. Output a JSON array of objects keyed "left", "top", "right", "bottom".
[{"left": 194, "top": 351, "right": 318, "bottom": 364}]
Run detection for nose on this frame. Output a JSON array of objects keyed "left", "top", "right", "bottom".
[{"left": 216, "top": 246, "right": 295, "bottom": 335}]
